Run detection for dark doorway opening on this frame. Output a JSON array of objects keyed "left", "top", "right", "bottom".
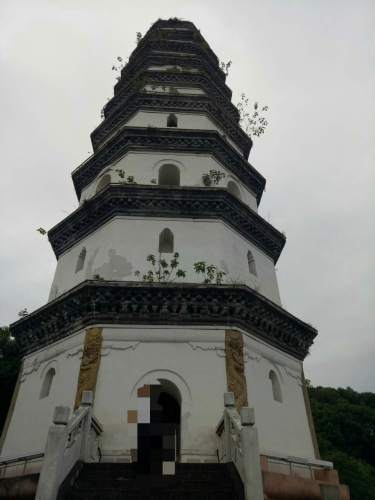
[{"left": 137, "top": 381, "right": 181, "bottom": 475}]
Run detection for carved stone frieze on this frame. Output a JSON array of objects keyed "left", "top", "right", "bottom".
[
  {"left": 225, "top": 330, "right": 248, "bottom": 411},
  {"left": 74, "top": 327, "right": 103, "bottom": 409},
  {"left": 10, "top": 282, "right": 317, "bottom": 360},
  {"left": 48, "top": 185, "right": 283, "bottom": 262},
  {"left": 73, "top": 128, "right": 264, "bottom": 201}
]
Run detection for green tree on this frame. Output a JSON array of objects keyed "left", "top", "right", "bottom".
[
  {"left": 309, "top": 385, "right": 375, "bottom": 500},
  {"left": 0, "top": 327, "right": 21, "bottom": 434}
]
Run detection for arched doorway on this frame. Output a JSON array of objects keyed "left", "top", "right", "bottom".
[{"left": 137, "top": 380, "right": 181, "bottom": 474}]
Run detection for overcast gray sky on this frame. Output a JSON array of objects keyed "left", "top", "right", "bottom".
[{"left": 1, "top": 0, "right": 374, "bottom": 391}]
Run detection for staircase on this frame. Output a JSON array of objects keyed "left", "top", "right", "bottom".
[{"left": 62, "top": 462, "right": 245, "bottom": 500}]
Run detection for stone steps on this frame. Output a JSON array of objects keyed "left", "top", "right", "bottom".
[{"left": 62, "top": 462, "right": 244, "bottom": 500}]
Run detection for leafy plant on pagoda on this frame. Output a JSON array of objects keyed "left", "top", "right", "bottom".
[
  {"left": 193, "top": 261, "right": 226, "bottom": 284},
  {"left": 220, "top": 60, "right": 232, "bottom": 76},
  {"left": 236, "top": 94, "right": 269, "bottom": 138},
  {"left": 217, "top": 58, "right": 270, "bottom": 139},
  {"left": 0, "top": 327, "right": 21, "bottom": 434},
  {"left": 111, "top": 56, "right": 127, "bottom": 82},
  {"left": 201, "top": 170, "right": 226, "bottom": 187},
  {"left": 18, "top": 308, "right": 29, "bottom": 318},
  {"left": 134, "top": 254, "right": 227, "bottom": 285},
  {"left": 134, "top": 253, "right": 186, "bottom": 283},
  {"left": 115, "top": 169, "right": 137, "bottom": 184}
]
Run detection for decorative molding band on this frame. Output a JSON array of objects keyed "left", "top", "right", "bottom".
[
  {"left": 91, "top": 93, "right": 252, "bottom": 157},
  {"left": 73, "top": 128, "right": 264, "bottom": 201},
  {"left": 48, "top": 185, "right": 285, "bottom": 262},
  {"left": 10, "top": 282, "right": 317, "bottom": 360},
  {"left": 104, "top": 70, "right": 239, "bottom": 123}
]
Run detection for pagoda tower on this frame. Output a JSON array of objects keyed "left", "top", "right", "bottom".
[{"left": 0, "top": 18, "right": 349, "bottom": 500}]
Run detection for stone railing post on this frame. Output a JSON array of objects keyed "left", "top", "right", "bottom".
[
  {"left": 224, "top": 392, "right": 235, "bottom": 462},
  {"left": 35, "top": 406, "right": 70, "bottom": 500},
  {"left": 80, "top": 391, "right": 93, "bottom": 462},
  {"left": 240, "top": 407, "right": 264, "bottom": 500}
]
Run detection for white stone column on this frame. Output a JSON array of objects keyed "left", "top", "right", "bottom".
[
  {"left": 223, "top": 392, "right": 235, "bottom": 462},
  {"left": 80, "top": 390, "right": 94, "bottom": 462},
  {"left": 35, "top": 406, "right": 70, "bottom": 500},
  {"left": 240, "top": 407, "right": 264, "bottom": 500}
]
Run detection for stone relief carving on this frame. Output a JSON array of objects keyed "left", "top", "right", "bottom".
[
  {"left": 225, "top": 330, "right": 248, "bottom": 411},
  {"left": 21, "top": 338, "right": 84, "bottom": 381},
  {"left": 244, "top": 350, "right": 262, "bottom": 363},
  {"left": 188, "top": 342, "right": 225, "bottom": 357},
  {"left": 66, "top": 346, "right": 83, "bottom": 358},
  {"left": 74, "top": 327, "right": 103, "bottom": 409},
  {"left": 21, "top": 358, "right": 42, "bottom": 380},
  {"left": 101, "top": 342, "right": 140, "bottom": 356},
  {"left": 283, "top": 366, "right": 303, "bottom": 386}
]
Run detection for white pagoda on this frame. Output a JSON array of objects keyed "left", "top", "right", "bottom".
[{"left": 0, "top": 18, "right": 349, "bottom": 500}]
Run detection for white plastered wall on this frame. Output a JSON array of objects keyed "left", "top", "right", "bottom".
[
  {"left": 0, "top": 326, "right": 314, "bottom": 463},
  {"left": 123, "top": 110, "right": 242, "bottom": 154},
  {"left": 243, "top": 334, "right": 315, "bottom": 459},
  {"left": 48, "top": 218, "right": 281, "bottom": 305},
  {"left": 95, "top": 326, "right": 227, "bottom": 461},
  {"left": 0, "top": 331, "right": 84, "bottom": 458},
  {"left": 79, "top": 151, "right": 258, "bottom": 211}
]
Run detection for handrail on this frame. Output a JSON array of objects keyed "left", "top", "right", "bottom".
[
  {"left": 35, "top": 391, "right": 98, "bottom": 500},
  {"left": 66, "top": 406, "right": 87, "bottom": 434},
  {"left": 0, "top": 452, "right": 44, "bottom": 479},
  {"left": 263, "top": 451, "right": 333, "bottom": 470},
  {"left": 216, "top": 415, "right": 224, "bottom": 436},
  {"left": 0, "top": 452, "right": 44, "bottom": 466},
  {"left": 216, "top": 392, "right": 264, "bottom": 500},
  {"left": 225, "top": 406, "right": 242, "bottom": 434},
  {"left": 91, "top": 415, "right": 103, "bottom": 436}
]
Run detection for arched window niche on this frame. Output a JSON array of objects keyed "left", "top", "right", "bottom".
[
  {"left": 75, "top": 247, "right": 87, "bottom": 273},
  {"left": 269, "top": 370, "right": 282, "bottom": 403},
  {"left": 247, "top": 250, "right": 257, "bottom": 276},
  {"left": 40, "top": 368, "right": 56, "bottom": 399},
  {"left": 159, "top": 228, "right": 174, "bottom": 253},
  {"left": 167, "top": 113, "right": 178, "bottom": 127},
  {"left": 227, "top": 180, "right": 242, "bottom": 200},
  {"left": 158, "top": 164, "right": 180, "bottom": 186},
  {"left": 96, "top": 173, "right": 111, "bottom": 193}
]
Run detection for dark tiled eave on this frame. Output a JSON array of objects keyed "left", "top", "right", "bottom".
[
  {"left": 74, "top": 128, "right": 263, "bottom": 201},
  {"left": 48, "top": 185, "right": 285, "bottom": 262},
  {"left": 91, "top": 92, "right": 251, "bottom": 156},
  {"left": 10, "top": 281, "right": 317, "bottom": 360},
  {"left": 104, "top": 70, "right": 239, "bottom": 122}
]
